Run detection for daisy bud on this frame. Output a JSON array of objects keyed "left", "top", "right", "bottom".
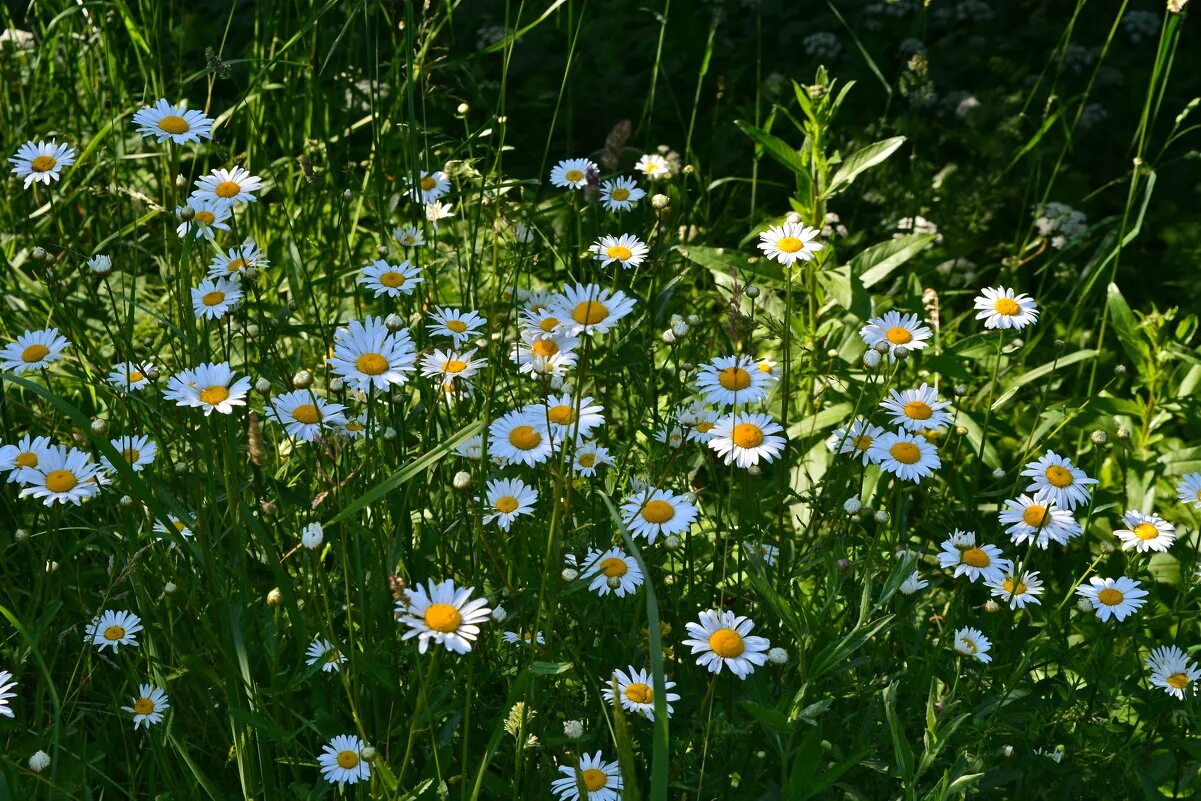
[
  {"left": 377, "top": 245, "right": 389, "bottom": 258},
  {"left": 254, "top": 378, "right": 272, "bottom": 395},
  {"left": 90, "top": 418, "right": 109, "bottom": 436},
  {"left": 29, "top": 751, "right": 51, "bottom": 773},
  {"left": 563, "top": 720, "right": 584, "bottom": 739},
  {"left": 826, "top": 349, "right": 839, "bottom": 358},
  {"left": 550, "top": 375, "right": 566, "bottom": 390},
  {"left": 174, "top": 462, "right": 188, "bottom": 475},
  {"left": 664, "top": 534, "right": 682, "bottom": 551},
  {"left": 893, "top": 346, "right": 910, "bottom": 361},
  {"left": 164, "top": 582, "right": 177, "bottom": 594},
  {"left": 87, "top": 254, "right": 114, "bottom": 275},
  {"left": 1114, "top": 364, "right": 1128, "bottom": 377},
  {"left": 1076, "top": 596, "right": 1094, "bottom": 612},
  {"left": 384, "top": 313, "right": 404, "bottom": 331},
  {"left": 747, "top": 465, "right": 762, "bottom": 476},
  {"left": 863, "top": 350, "right": 882, "bottom": 369},
  {"left": 301, "top": 522, "right": 324, "bottom": 549},
  {"left": 607, "top": 576, "right": 622, "bottom": 589},
  {"left": 175, "top": 173, "right": 187, "bottom": 188},
  {"left": 953, "top": 384, "right": 967, "bottom": 396},
  {"left": 843, "top": 498, "right": 862, "bottom": 515},
  {"left": 1054, "top": 339, "right": 1066, "bottom": 350},
  {"left": 1090, "top": 430, "right": 1108, "bottom": 445},
  {"left": 991, "top": 467, "right": 1006, "bottom": 480},
  {"left": 1002, "top": 745, "right": 1014, "bottom": 758},
  {"left": 687, "top": 314, "right": 701, "bottom": 326},
  {"left": 329, "top": 377, "right": 344, "bottom": 392},
  {"left": 874, "top": 341, "right": 891, "bottom": 355},
  {"left": 874, "top": 510, "right": 890, "bottom": 524},
  {"left": 383, "top": 427, "right": 398, "bottom": 441},
  {"left": 456, "top": 102, "right": 470, "bottom": 115},
  {"left": 14, "top": 528, "right": 29, "bottom": 542},
  {"left": 178, "top": 205, "right": 196, "bottom": 221},
  {"left": 119, "top": 495, "right": 134, "bottom": 507},
  {"left": 260, "top": 500, "right": 277, "bottom": 515},
  {"left": 491, "top": 606, "right": 508, "bottom": 622},
  {"left": 837, "top": 558, "right": 851, "bottom": 571},
  {"left": 242, "top": 267, "right": 259, "bottom": 281},
  {"left": 267, "top": 588, "right": 283, "bottom": 606},
  {"left": 767, "top": 646, "right": 789, "bottom": 664},
  {"left": 46, "top": 561, "right": 58, "bottom": 573},
  {"left": 144, "top": 365, "right": 161, "bottom": 380},
  {"left": 661, "top": 329, "right": 677, "bottom": 344},
  {"left": 956, "top": 426, "right": 968, "bottom": 436},
  {"left": 342, "top": 189, "right": 353, "bottom": 201},
  {"left": 745, "top": 285, "right": 761, "bottom": 299},
  {"left": 31, "top": 246, "right": 47, "bottom": 261},
  {"left": 1098, "top": 540, "right": 1114, "bottom": 554},
  {"left": 785, "top": 212, "right": 801, "bottom": 224},
  {"left": 984, "top": 600, "right": 1000, "bottom": 613},
  {"left": 680, "top": 362, "right": 694, "bottom": 372},
  {"left": 651, "top": 193, "right": 670, "bottom": 210},
  {"left": 672, "top": 320, "right": 689, "bottom": 337},
  {"left": 360, "top": 746, "right": 377, "bottom": 762},
  {"left": 561, "top": 568, "right": 579, "bottom": 582},
  {"left": 292, "top": 370, "right": 313, "bottom": 389},
  {"left": 1117, "top": 427, "right": 1130, "bottom": 440},
  {"left": 452, "top": 470, "right": 472, "bottom": 490}
]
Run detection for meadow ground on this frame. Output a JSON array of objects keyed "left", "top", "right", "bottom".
[{"left": 1, "top": 0, "right": 1201, "bottom": 798}]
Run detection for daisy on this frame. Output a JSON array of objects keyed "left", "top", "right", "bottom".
[
  {"left": 427, "top": 307, "right": 486, "bottom": 345},
  {"left": 359, "top": 259, "right": 423, "bottom": 297},
  {"left": 106, "top": 361, "right": 155, "bottom": 392},
  {"left": 599, "top": 176, "right": 645, "bottom": 211},
  {"left": 1146, "top": 645, "right": 1201, "bottom": 699},
  {"left": 936, "top": 530, "right": 1011, "bottom": 583},
  {"left": 634, "top": 153, "right": 671, "bottom": 180},
  {"left": 551, "top": 751, "right": 622, "bottom": 801},
  {"left": 511, "top": 332, "right": 579, "bottom": 377},
  {"left": 207, "top": 239, "right": 269, "bottom": 278},
  {"left": 176, "top": 199, "right": 231, "bottom": 239},
  {"left": 190, "top": 277, "right": 243, "bottom": 320},
  {"left": 163, "top": 362, "right": 252, "bottom": 416},
  {"left": 1177, "top": 473, "right": 1201, "bottom": 509},
  {"left": 580, "top": 546, "right": 644, "bottom": 597},
  {"left": 828, "top": 419, "right": 885, "bottom": 466},
  {"left": 267, "top": 390, "right": 348, "bottom": 442},
  {"left": 318, "top": 734, "right": 370, "bottom": 786},
  {"left": 973, "top": 286, "right": 1039, "bottom": 330},
  {"left": 520, "top": 307, "right": 566, "bottom": 336},
  {"left": 899, "top": 572, "right": 928, "bottom": 595},
  {"left": 655, "top": 425, "right": 685, "bottom": 449},
  {"left": 100, "top": 434, "right": 157, "bottom": 473},
  {"left": 9, "top": 139, "right": 75, "bottom": 188},
  {"left": 708, "top": 412, "right": 787, "bottom": 468},
  {"left": 305, "top": 638, "right": 348, "bottom": 672},
  {"left": 396, "top": 578, "right": 492, "bottom": 654},
  {"left": 190, "top": 165, "right": 262, "bottom": 206},
  {"left": 1113, "top": 510, "right": 1175, "bottom": 553},
  {"left": 132, "top": 99, "right": 214, "bottom": 144},
  {"left": 998, "top": 491, "right": 1081, "bottom": 549},
  {"left": 518, "top": 288, "right": 560, "bottom": 315},
  {"left": 602, "top": 666, "right": 679, "bottom": 721},
  {"left": 409, "top": 170, "right": 450, "bottom": 203},
  {"left": 757, "top": 221, "right": 824, "bottom": 266},
  {"left": 1077, "top": 576, "right": 1148, "bottom": 622},
  {"left": 488, "top": 411, "right": 553, "bottom": 467},
  {"left": 683, "top": 609, "right": 771, "bottom": 679},
  {"left": 621, "top": 486, "right": 697, "bottom": 543},
  {"left": 0, "top": 670, "right": 14, "bottom": 718},
  {"left": 85, "top": 609, "right": 142, "bottom": 653},
  {"left": 420, "top": 348, "right": 487, "bottom": 385},
  {"left": 455, "top": 434, "right": 484, "bottom": 460},
  {"left": 869, "top": 430, "right": 940, "bottom": 483},
  {"left": 483, "top": 478, "right": 538, "bottom": 531},
  {"left": 952, "top": 627, "right": 992, "bottom": 663},
  {"left": 152, "top": 514, "right": 195, "bottom": 540},
  {"left": 425, "top": 200, "right": 455, "bottom": 225},
  {"left": 392, "top": 225, "right": 425, "bottom": 248},
  {"left": 502, "top": 631, "right": 545, "bottom": 646},
  {"left": 0, "top": 328, "right": 70, "bottom": 374},
  {"left": 552, "top": 283, "right": 637, "bottom": 336},
  {"left": 20, "top": 446, "right": 102, "bottom": 506},
  {"left": 326, "top": 316, "right": 417, "bottom": 392},
  {"left": 681, "top": 407, "right": 721, "bottom": 443},
  {"left": 985, "top": 570, "right": 1045, "bottom": 609},
  {"left": 549, "top": 157, "right": 595, "bottom": 189},
  {"left": 529, "top": 394, "right": 605, "bottom": 441},
  {"left": 1020, "top": 450, "right": 1097, "bottom": 511},
  {"left": 573, "top": 442, "right": 613, "bottom": 476},
  {"left": 87, "top": 254, "right": 113, "bottom": 274},
  {"left": 334, "top": 414, "right": 376, "bottom": 440},
  {"left": 695, "top": 355, "right": 774, "bottom": 407},
  {"left": 590, "top": 234, "right": 649, "bottom": 269},
  {"left": 881, "top": 384, "right": 953, "bottom": 432},
  {"left": 859, "top": 311, "right": 932, "bottom": 360},
  {"left": 122, "top": 684, "right": 169, "bottom": 729}
]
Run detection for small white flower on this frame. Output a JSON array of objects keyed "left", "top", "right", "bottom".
[{"left": 301, "top": 522, "right": 324, "bottom": 549}]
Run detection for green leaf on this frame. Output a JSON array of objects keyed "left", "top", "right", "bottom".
[
  {"left": 990, "top": 350, "right": 1097, "bottom": 411},
  {"left": 853, "top": 234, "right": 937, "bottom": 289},
  {"left": 529, "top": 661, "right": 574, "bottom": 675},
  {"left": 827, "top": 136, "right": 906, "bottom": 196},
  {"left": 883, "top": 681, "right": 915, "bottom": 783},
  {"left": 1106, "top": 283, "right": 1150, "bottom": 373},
  {"left": 735, "top": 119, "right": 814, "bottom": 199}
]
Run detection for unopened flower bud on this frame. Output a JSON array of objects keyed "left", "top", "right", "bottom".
[
  {"left": 360, "top": 746, "right": 377, "bottom": 762},
  {"left": 1090, "top": 430, "right": 1107, "bottom": 445},
  {"left": 175, "top": 173, "right": 187, "bottom": 188},
  {"left": 456, "top": 103, "right": 470, "bottom": 115},
  {"left": 492, "top": 605, "right": 508, "bottom": 622},
  {"left": 745, "top": 285, "right": 760, "bottom": 299},
  {"left": 29, "top": 751, "right": 51, "bottom": 773},
  {"left": 383, "top": 427, "right": 398, "bottom": 441},
  {"left": 178, "top": 206, "right": 196, "bottom": 221},
  {"left": 385, "top": 313, "right": 404, "bottom": 331},
  {"left": 1114, "top": 364, "right": 1127, "bottom": 377},
  {"left": 342, "top": 189, "right": 353, "bottom": 201},
  {"left": 651, "top": 193, "right": 670, "bottom": 210},
  {"left": 31, "top": 246, "right": 47, "bottom": 261},
  {"left": 174, "top": 462, "right": 188, "bottom": 475},
  {"left": 267, "top": 588, "right": 283, "bottom": 606},
  {"left": 661, "top": 329, "right": 677, "bottom": 344},
  {"left": 255, "top": 377, "right": 272, "bottom": 394},
  {"left": 837, "top": 558, "right": 851, "bottom": 571},
  {"left": 164, "top": 581, "right": 178, "bottom": 594},
  {"left": 874, "top": 341, "right": 891, "bottom": 354},
  {"left": 453, "top": 470, "right": 472, "bottom": 490},
  {"left": 144, "top": 365, "right": 161, "bottom": 381},
  {"left": 984, "top": 600, "right": 1000, "bottom": 613},
  {"left": 992, "top": 467, "right": 1006, "bottom": 480},
  {"left": 874, "top": 510, "right": 889, "bottom": 524},
  {"left": 561, "top": 568, "right": 579, "bottom": 582},
  {"left": 563, "top": 720, "right": 584, "bottom": 739},
  {"left": 1054, "top": 339, "right": 1066, "bottom": 350},
  {"left": 329, "top": 377, "right": 344, "bottom": 392},
  {"left": 863, "top": 350, "right": 882, "bottom": 369},
  {"left": 242, "top": 266, "right": 259, "bottom": 281},
  {"left": 767, "top": 646, "right": 789, "bottom": 664},
  {"left": 1117, "top": 427, "right": 1130, "bottom": 440},
  {"left": 663, "top": 534, "right": 682, "bottom": 551},
  {"left": 90, "top": 418, "right": 109, "bottom": 436},
  {"left": 843, "top": 498, "right": 862, "bottom": 515},
  {"left": 607, "top": 576, "right": 622, "bottom": 589},
  {"left": 893, "top": 346, "right": 910, "bottom": 361},
  {"left": 119, "top": 495, "right": 134, "bottom": 507},
  {"left": 672, "top": 320, "right": 689, "bottom": 337},
  {"left": 953, "top": 384, "right": 967, "bottom": 397},
  {"left": 301, "top": 522, "right": 324, "bottom": 549},
  {"left": 14, "top": 528, "right": 30, "bottom": 542},
  {"left": 292, "top": 370, "right": 313, "bottom": 389},
  {"left": 687, "top": 314, "right": 701, "bottom": 326}
]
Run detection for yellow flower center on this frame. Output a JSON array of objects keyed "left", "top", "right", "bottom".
[
  {"left": 446, "top": 320, "right": 468, "bottom": 333},
  {"left": 326, "top": 649, "right": 341, "bottom": 663},
  {"left": 30, "top": 155, "right": 57, "bottom": 172},
  {"left": 717, "top": 367, "right": 752, "bottom": 391},
  {"left": 1167, "top": 673, "right": 1191, "bottom": 690},
  {"left": 424, "top": 603, "right": 462, "bottom": 632},
  {"left": 961, "top": 547, "right": 990, "bottom": 568},
  {"left": 564, "top": 169, "right": 584, "bottom": 182},
  {"left": 1044, "top": 465, "right": 1074, "bottom": 488},
  {"left": 1133, "top": 522, "right": 1160, "bottom": 541},
  {"left": 346, "top": 422, "right": 365, "bottom": 431},
  {"left": 45, "top": 469, "right": 78, "bottom": 493},
  {"left": 578, "top": 453, "right": 597, "bottom": 468},
  {"left": 775, "top": 236, "right": 804, "bottom": 254},
  {"left": 104, "top": 625, "right": 126, "bottom": 641},
  {"left": 226, "top": 258, "right": 247, "bottom": 273},
  {"left": 133, "top": 697, "right": 155, "bottom": 715},
  {"left": 960, "top": 639, "right": 978, "bottom": 654},
  {"left": 538, "top": 317, "right": 560, "bottom": 332},
  {"left": 993, "top": 297, "right": 1020, "bottom": 316},
  {"left": 611, "top": 187, "right": 630, "bottom": 201},
  {"left": 852, "top": 434, "right": 873, "bottom": 451},
  {"left": 336, "top": 750, "right": 360, "bottom": 769},
  {"left": 1096, "top": 588, "right": 1124, "bottom": 606},
  {"left": 356, "top": 353, "right": 389, "bottom": 375},
  {"left": 194, "top": 210, "right": 216, "bottom": 225},
  {"left": 494, "top": 495, "right": 519, "bottom": 513},
  {"left": 214, "top": 180, "right": 241, "bottom": 198},
  {"left": 157, "top": 115, "right": 190, "bottom": 134},
  {"left": 572, "top": 301, "right": 608, "bottom": 325},
  {"left": 708, "top": 628, "right": 745, "bottom": 658},
  {"left": 508, "top": 425, "right": 542, "bottom": 450},
  {"left": 443, "top": 359, "right": 468, "bottom": 374},
  {"left": 606, "top": 245, "right": 633, "bottom": 261},
  {"left": 199, "top": 385, "right": 230, "bottom": 405},
  {"left": 21, "top": 344, "right": 50, "bottom": 363},
  {"left": 128, "top": 370, "right": 145, "bottom": 382},
  {"left": 378, "top": 271, "right": 406, "bottom": 288},
  {"left": 903, "top": 401, "right": 933, "bottom": 420},
  {"left": 696, "top": 422, "right": 715, "bottom": 433},
  {"left": 641, "top": 499, "right": 675, "bottom": 524},
  {"left": 531, "top": 338, "right": 559, "bottom": 358},
  {"left": 625, "top": 682, "right": 653, "bottom": 704},
  {"left": 581, "top": 768, "right": 608, "bottom": 792},
  {"left": 600, "top": 557, "right": 628, "bottom": 577},
  {"left": 292, "top": 404, "right": 321, "bottom": 424},
  {"left": 202, "top": 291, "right": 225, "bottom": 307},
  {"left": 547, "top": 404, "right": 576, "bottom": 425},
  {"left": 889, "top": 442, "right": 921, "bottom": 464},
  {"left": 122, "top": 448, "right": 141, "bottom": 463},
  {"left": 731, "top": 423, "right": 764, "bottom": 449},
  {"left": 420, "top": 176, "right": 437, "bottom": 191},
  {"left": 173, "top": 520, "right": 187, "bottom": 532},
  {"left": 1021, "top": 505, "right": 1048, "bottom": 527},
  {"left": 1001, "top": 578, "right": 1028, "bottom": 595},
  {"left": 643, "top": 162, "right": 660, "bottom": 174},
  {"left": 15, "top": 451, "right": 38, "bottom": 468},
  {"left": 886, "top": 326, "right": 913, "bottom": 344}
]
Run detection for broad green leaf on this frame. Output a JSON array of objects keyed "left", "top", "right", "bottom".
[
  {"left": 853, "top": 234, "right": 937, "bottom": 288},
  {"left": 826, "top": 136, "right": 906, "bottom": 196},
  {"left": 736, "top": 119, "right": 814, "bottom": 199},
  {"left": 1106, "top": 283, "right": 1150, "bottom": 373},
  {"left": 991, "top": 350, "right": 1097, "bottom": 410}
]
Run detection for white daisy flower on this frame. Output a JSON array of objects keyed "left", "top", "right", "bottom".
[
  {"left": 589, "top": 233, "right": 649, "bottom": 269},
  {"left": 552, "top": 283, "right": 637, "bottom": 336},
  {"left": 9, "top": 139, "right": 75, "bottom": 188},
  {"left": 681, "top": 407, "right": 721, "bottom": 443},
  {"left": 483, "top": 478, "right": 538, "bottom": 531},
  {"left": 527, "top": 394, "right": 605, "bottom": 442},
  {"left": 420, "top": 348, "right": 486, "bottom": 385},
  {"left": 518, "top": 288, "right": 560, "bottom": 314},
  {"left": 550, "top": 751, "right": 623, "bottom": 801},
  {"left": 392, "top": 225, "right": 425, "bottom": 248},
  {"left": 985, "top": 570, "right": 1044, "bottom": 609},
  {"left": 1113, "top": 510, "right": 1175, "bottom": 553},
  {"left": 973, "top": 286, "right": 1039, "bottom": 330},
  {"left": 880, "top": 383, "right": 953, "bottom": 432},
  {"left": 695, "top": 355, "right": 774, "bottom": 407},
  {"left": 132, "top": 99, "right": 214, "bottom": 144},
  {"left": 828, "top": 419, "right": 885, "bottom": 466},
  {"left": 1177, "top": 473, "right": 1201, "bottom": 509},
  {"left": 359, "top": 259, "right": 423, "bottom": 297},
  {"left": 0, "top": 327, "right": 70, "bottom": 374},
  {"left": 1019, "top": 450, "right": 1097, "bottom": 511},
  {"left": 100, "top": 434, "right": 157, "bottom": 473},
  {"left": 19, "top": 446, "right": 102, "bottom": 506},
  {"left": 572, "top": 442, "right": 613, "bottom": 477},
  {"left": 634, "top": 153, "right": 671, "bottom": 180},
  {"left": 599, "top": 176, "right": 645, "bottom": 211},
  {"left": 85, "top": 609, "right": 142, "bottom": 653},
  {"left": 1076, "top": 576, "right": 1148, "bottom": 622},
  {"left": 580, "top": 546, "right": 644, "bottom": 597},
  {"left": 190, "top": 277, "right": 243, "bottom": 320},
  {"left": 305, "top": 638, "right": 347, "bottom": 672},
  {"left": 869, "top": 430, "right": 941, "bottom": 483},
  {"left": 708, "top": 412, "right": 787, "bottom": 468},
  {"left": 621, "top": 486, "right": 697, "bottom": 543},
  {"left": 396, "top": 578, "right": 492, "bottom": 654},
  {"left": 488, "top": 411, "right": 552, "bottom": 467},
  {"left": 859, "top": 311, "right": 932, "bottom": 360},
  {"left": 1146, "top": 645, "right": 1201, "bottom": 700},
  {"left": 207, "top": 239, "right": 269, "bottom": 278},
  {"left": 502, "top": 630, "right": 545, "bottom": 646},
  {"left": 602, "top": 666, "right": 679, "bottom": 721},
  {"left": 425, "top": 200, "right": 455, "bottom": 225},
  {"left": 190, "top": 165, "right": 262, "bottom": 206},
  {"left": 326, "top": 316, "right": 417, "bottom": 392},
  {"left": 682, "top": 609, "right": 771, "bottom": 679},
  {"left": 998, "top": 491, "right": 1081, "bottom": 549},
  {"left": 334, "top": 414, "right": 376, "bottom": 440},
  {"left": 936, "top": 530, "right": 1011, "bottom": 584},
  {"left": 0, "top": 434, "right": 51, "bottom": 484},
  {"left": 163, "top": 362, "right": 252, "bottom": 416},
  {"left": 0, "top": 670, "right": 15, "bottom": 719},
  {"left": 655, "top": 425, "right": 686, "bottom": 449},
  {"left": 106, "top": 361, "right": 154, "bottom": 392},
  {"left": 267, "top": 390, "right": 347, "bottom": 442},
  {"left": 757, "top": 221, "right": 824, "bottom": 266},
  {"left": 318, "top": 734, "right": 370, "bottom": 786},
  {"left": 952, "top": 627, "right": 992, "bottom": 663},
  {"left": 175, "top": 199, "right": 231, "bottom": 239},
  {"left": 409, "top": 170, "right": 450, "bottom": 203},
  {"left": 87, "top": 254, "right": 113, "bottom": 274},
  {"left": 455, "top": 434, "right": 484, "bottom": 460},
  {"left": 121, "top": 684, "right": 168, "bottom": 729},
  {"left": 301, "top": 522, "right": 324, "bottom": 549},
  {"left": 152, "top": 514, "right": 195, "bottom": 539},
  {"left": 899, "top": 571, "right": 928, "bottom": 595},
  {"left": 549, "top": 157, "right": 596, "bottom": 189},
  {"left": 511, "top": 332, "right": 579, "bottom": 377},
  {"left": 427, "top": 307, "right": 486, "bottom": 345}
]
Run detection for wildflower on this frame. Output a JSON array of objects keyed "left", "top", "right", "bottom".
[
  {"left": 359, "top": 259, "right": 423, "bottom": 297},
  {"left": 267, "top": 390, "right": 347, "bottom": 442},
  {"left": 190, "top": 277, "right": 243, "bottom": 320},
  {"left": 392, "top": 225, "right": 425, "bottom": 248},
  {"left": 29, "top": 751, "right": 50, "bottom": 772},
  {"left": 0, "top": 328, "right": 70, "bottom": 374},
  {"left": 511, "top": 331, "right": 579, "bottom": 377},
  {"left": 621, "top": 486, "right": 697, "bottom": 543},
  {"left": 899, "top": 572, "right": 928, "bottom": 595},
  {"left": 936, "top": 530, "right": 1011, "bottom": 584},
  {"left": 19, "top": 446, "right": 102, "bottom": 506},
  {"left": 709, "top": 412, "right": 787, "bottom": 468},
  {"left": 503, "top": 631, "right": 545, "bottom": 646},
  {"left": 683, "top": 609, "right": 771, "bottom": 679},
  {"left": 602, "top": 666, "right": 679, "bottom": 721},
  {"left": 590, "top": 233, "right": 649, "bottom": 269},
  {"left": 869, "top": 430, "right": 940, "bottom": 483},
  {"left": 550, "top": 751, "right": 623, "bottom": 801},
  {"left": 122, "top": 684, "right": 169, "bottom": 729},
  {"left": 132, "top": 99, "right": 214, "bottom": 144},
  {"left": 107, "top": 362, "right": 155, "bottom": 392},
  {"left": 301, "top": 522, "right": 324, "bottom": 549},
  {"left": 527, "top": 394, "right": 606, "bottom": 442},
  {"left": 1020, "top": 451, "right": 1097, "bottom": 511},
  {"left": 696, "top": 355, "right": 774, "bottom": 407},
  {"left": 952, "top": 627, "right": 992, "bottom": 663},
  {"left": 579, "top": 547, "right": 644, "bottom": 597},
  {"left": 396, "top": 578, "right": 492, "bottom": 654},
  {"left": 859, "top": 311, "right": 932, "bottom": 360},
  {"left": 190, "top": 165, "right": 262, "bottom": 206},
  {"left": 175, "top": 199, "right": 231, "bottom": 239},
  {"left": 973, "top": 287, "right": 1039, "bottom": 330},
  {"left": 563, "top": 720, "right": 584, "bottom": 739},
  {"left": 600, "top": 176, "right": 645, "bottom": 211},
  {"left": 455, "top": 434, "right": 484, "bottom": 460},
  {"left": 326, "top": 316, "right": 417, "bottom": 391},
  {"left": 572, "top": 442, "right": 613, "bottom": 476},
  {"left": 318, "top": 734, "right": 370, "bottom": 786},
  {"left": 425, "top": 200, "right": 455, "bottom": 224},
  {"left": 1177, "top": 473, "right": 1201, "bottom": 509},
  {"left": 828, "top": 419, "right": 884, "bottom": 465},
  {"left": 305, "top": 638, "right": 347, "bottom": 672},
  {"left": 757, "top": 221, "right": 824, "bottom": 266},
  {"left": 985, "top": 570, "right": 1044, "bottom": 609},
  {"left": 85, "top": 610, "right": 142, "bottom": 653},
  {"left": 1076, "top": 576, "right": 1148, "bottom": 622},
  {"left": 0, "top": 670, "right": 15, "bottom": 718},
  {"left": 552, "top": 283, "right": 637, "bottom": 336},
  {"left": 880, "top": 383, "right": 953, "bottom": 432},
  {"left": 163, "top": 362, "right": 252, "bottom": 416},
  {"left": 489, "top": 411, "right": 553, "bottom": 466},
  {"left": 1146, "top": 645, "right": 1200, "bottom": 699},
  {"left": 998, "top": 491, "right": 1081, "bottom": 549},
  {"left": 100, "top": 434, "right": 157, "bottom": 473},
  {"left": 87, "top": 254, "right": 113, "bottom": 275},
  {"left": 9, "top": 139, "right": 75, "bottom": 188},
  {"left": 634, "top": 153, "right": 671, "bottom": 180},
  {"left": 208, "top": 240, "right": 269, "bottom": 278},
  {"left": 483, "top": 478, "right": 538, "bottom": 531},
  {"left": 746, "top": 542, "right": 779, "bottom": 566},
  {"left": 427, "top": 307, "right": 487, "bottom": 345},
  {"left": 1113, "top": 510, "right": 1175, "bottom": 553},
  {"left": 409, "top": 170, "right": 450, "bottom": 203},
  {"left": 549, "top": 158, "right": 596, "bottom": 189}
]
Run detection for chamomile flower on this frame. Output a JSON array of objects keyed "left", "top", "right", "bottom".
[
  {"left": 985, "top": 570, "right": 1045, "bottom": 609},
  {"left": 681, "top": 408, "right": 720, "bottom": 443},
  {"left": 267, "top": 390, "right": 348, "bottom": 442},
  {"left": 11, "top": 139, "right": 76, "bottom": 188},
  {"left": 621, "top": 486, "right": 697, "bottom": 543},
  {"left": 952, "top": 627, "right": 992, "bottom": 663},
  {"left": 553, "top": 283, "right": 637, "bottom": 336},
  {"left": 1113, "top": 510, "right": 1176, "bottom": 553},
  {"left": 869, "top": 430, "right": 941, "bottom": 483},
  {"left": 589, "top": 234, "right": 649, "bottom": 269},
  {"left": 549, "top": 157, "right": 595, "bottom": 189},
  {"left": 1177, "top": 473, "right": 1201, "bottom": 509},
  {"left": 580, "top": 546, "right": 644, "bottom": 597},
  {"left": 427, "top": 307, "right": 487, "bottom": 345},
  {"left": 409, "top": 170, "right": 450, "bottom": 203},
  {"left": 503, "top": 631, "right": 545, "bottom": 646},
  {"left": 0, "top": 328, "right": 70, "bottom": 374},
  {"left": 602, "top": 666, "right": 679, "bottom": 721},
  {"left": 318, "top": 735, "right": 370, "bottom": 786},
  {"left": 708, "top": 412, "right": 786, "bottom": 468},
  {"left": 392, "top": 225, "right": 425, "bottom": 248},
  {"left": 973, "top": 286, "right": 1039, "bottom": 330},
  {"left": 190, "top": 277, "right": 243, "bottom": 320},
  {"left": 936, "top": 530, "right": 1011, "bottom": 583},
  {"left": 396, "top": 579, "right": 492, "bottom": 654},
  {"left": 880, "top": 383, "right": 953, "bottom": 432},
  {"left": 1020, "top": 451, "right": 1097, "bottom": 511},
  {"left": 152, "top": 514, "right": 195, "bottom": 540},
  {"left": 305, "top": 638, "right": 347, "bottom": 672},
  {"left": 511, "top": 332, "right": 579, "bottom": 377},
  {"left": 655, "top": 425, "right": 686, "bottom": 449},
  {"left": 420, "top": 348, "right": 487, "bottom": 385},
  {"left": 207, "top": 239, "right": 269, "bottom": 278},
  {"left": 683, "top": 609, "right": 771, "bottom": 679},
  {"left": 573, "top": 442, "right": 613, "bottom": 476},
  {"left": 1146, "top": 645, "right": 1201, "bottom": 699},
  {"left": 757, "top": 221, "right": 824, "bottom": 266},
  {"left": 334, "top": 414, "right": 376, "bottom": 440},
  {"left": 828, "top": 419, "right": 885, "bottom": 465},
  {"left": 1076, "top": 576, "right": 1147, "bottom": 622},
  {"left": 175, "top": 199, "right": 231, "bottom": 239},
  {"left": 327, "top": 316, "right": 417, "bottom": 391},
  {"left": 122, "top": 684, "right": 168, "bottom": 729},
  {"left": 20, "top": 446, "right": 102, "bottom": 506},
  {"left": 132, "top": 99, "right": 214, "bottom": 144},
  {"left": 100, "top": 435, "right": 157, "bottom": 473},
  {"left": 359, "top": 259, "right": 423, "bottom": 297},
  {"left": 483, "top": 478, "right": 538, "bottom": 531},
  {"left": 0, "top": 435, "right": 50, "bottom": 485},
  {"left": 190, "top": 165, "right": 262, "bottom": 206},
  {"left": 488, "top": 411, "right": 553, "bottom": 467},
  {"left": 87, "top": 254, "right": 113, "bottom": 274},
  {"left": 106, "top": 361, "right": 154, "bottom": 392},
  {"left": 634, "top": 153, "right": 671, "bottom": 180},
  {"left": 85, "top": 610, "right": 142, "bottom": 653},
  {"left": 163, "top": 362, "right": 252, "bottom": 416},
  {"left": 899, "top": 572, "right": 928, "bottom": 595},
  {"left": 529, "top": 394, "right": 605, "bottom": 441},
  {"left": 696, "top": 355, "right": 774, "bottom": 407},
  {"left": 859, "top": 311, "right": 932, "bottom": 359},
  {"left": 998, "top": 491, "right": 1081, "bottom": 549},
  {"left": 455, "top": 434, "right": 484, "bottom": 459},
  {"left": 600, "top": 176, "right": 645, "bottom": 211},
  {"left": 551, "top": 751, "right": 622, "bottom": 801},
  {"left": 0, "top": 671, "right": 14, "bottom": 718},
  {"left": 425, "top": 200, "right": 455, "bottom": 225}
]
